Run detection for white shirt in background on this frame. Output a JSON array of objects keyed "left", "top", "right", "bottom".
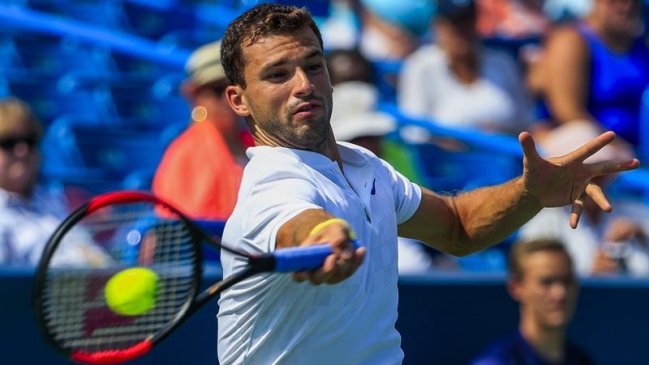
[{"left": 398, "top": 44, "right": 533, "bottom": 134}]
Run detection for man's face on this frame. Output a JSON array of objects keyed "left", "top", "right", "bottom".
[
  {"left": 434, "top": 16, "right": 478, "bottom": 59},
  {"left": 596, "top": 0, "right": 641, "bottom": 35},
  {"left": 511, "top": 251, "right": 579, "bottom": 330},
  {"left": 0, "top": 124, "right": 40, "bottom": 195},
  {"left": 227, "top": 27, "right": 333, "bottom": 151}
]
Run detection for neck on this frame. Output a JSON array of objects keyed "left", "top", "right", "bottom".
[
  {"left": 520, "top": 314, "right": 566, "bottom": 363},
  {"left": 317, "top": 128, "right": 344, "bottom": 172},
  {"left": 448, "top": 52, "right": 479, "bottom": 84},
  {"left": 207, "top": 117, "right": 248, "bottom": 164},
  {"left": 585, "top": 16, "right": 634, "bottom": 52},
  {"left": 251, "top": 125, "right": 343, "bottom": 170}
]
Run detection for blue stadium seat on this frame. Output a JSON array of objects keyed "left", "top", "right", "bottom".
[
  {"left": 639, "top": 86, "right": 649, "bottom": 163},
  {"left": 0, "top": 35, "right": 24, "bottom": 76},
  {"left": 407, "top": 141, "right": 521, "bottom": 193},
  {"left": 12, "top": 33, "right": 119, "bottom": 77},
  {"left": 40, "top": 115, "right": 174, "bottom": 194},
  {"left": 158, "top": 29, "right": 220, "bottom": 52},
  {"left": 7, "top": 73, "right": 118, "bottom": 124},
  {"left": 121, "top": 0, "right": 194, "bottom": 39},
  {"left": 372, "top": 59, "right": 402, "bottom": 104},
  {"left": 109, "top": 73, "right": 190, "bottom": 126}
]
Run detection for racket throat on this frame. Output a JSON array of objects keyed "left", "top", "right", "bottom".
[{"left": 247, "top": 255, "right": 276, "bottom": 275}]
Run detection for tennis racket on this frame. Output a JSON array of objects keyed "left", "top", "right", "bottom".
[{"left": 33, "top": 190, "right": 359, "bottom": 364}]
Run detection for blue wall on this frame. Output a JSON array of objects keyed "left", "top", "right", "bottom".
[{"left": 2, "top": 268, "right": 648, "bottom": 364}]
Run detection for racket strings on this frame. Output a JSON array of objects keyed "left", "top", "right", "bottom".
[{"left": 41, "top": 201, "right": 200, "bottom": 354}]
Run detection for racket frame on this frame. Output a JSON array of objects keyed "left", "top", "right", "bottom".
[{"left": 33, "top": 191, "right": 208, "bottom": 364}]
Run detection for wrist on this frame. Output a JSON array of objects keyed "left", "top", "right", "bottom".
[{"left": 518, "top": 176, "right": 543, "bottom": 211}]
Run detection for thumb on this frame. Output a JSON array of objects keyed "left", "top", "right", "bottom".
[{"left": 519, "top": 131, "right": 543, "bottom": 164}]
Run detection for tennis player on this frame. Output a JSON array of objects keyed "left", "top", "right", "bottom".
[{"left": 216, "top": 4, "right": 639, "bottom": 364}]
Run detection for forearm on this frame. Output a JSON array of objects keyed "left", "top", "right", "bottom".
[
  {"left": 399, "top": 177, "right": 543, "bottom": 256},
  {"left": 451, "top": 177, "right": 542, "bottom": 255},
  {"left": 276, "top": 209, "right": 333, "bottom": 249}
]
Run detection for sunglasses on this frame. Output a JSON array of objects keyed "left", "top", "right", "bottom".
[{"left": 0, "top": 135, "right": 38, "bottom": 151}]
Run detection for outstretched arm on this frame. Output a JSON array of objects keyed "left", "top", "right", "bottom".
[{"left": 398, "top": 131, "right": 640, "bottom": 256}]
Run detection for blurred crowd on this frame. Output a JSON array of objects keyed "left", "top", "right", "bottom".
[
  {"left": 2, "top": 0, "right": 649, "bottom": 278},
  {"left": 320, "top": 0, "right": 649, "bottom": 276}
]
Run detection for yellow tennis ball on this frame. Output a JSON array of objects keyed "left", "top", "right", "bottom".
[{"left": 104, "top": 267, "right": 159, "bottom": 316}]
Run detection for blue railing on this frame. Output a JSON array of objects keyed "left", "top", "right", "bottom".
[{"left": 0, "top": 4, "right": 190, "bottom": 68}]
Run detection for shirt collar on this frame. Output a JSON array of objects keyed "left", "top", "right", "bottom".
[{"left": 247, "top": 142, "right": 372, "bottom": 170}]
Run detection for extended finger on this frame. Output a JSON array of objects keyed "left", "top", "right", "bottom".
[
  {"left": 566, "top": 131, "right": 616, "bottom": 164},
  {"left": 518, "top": 131, "right": 544, "bottom": 164},
  {"left": 570, "top": 193, "right": 586, "bottom": 229},
  {"left": 584, "top": 182, "right": 611, "bottom": 213},
  {"left": 587, "top": 158, "right": 640, "bottom": 177}
]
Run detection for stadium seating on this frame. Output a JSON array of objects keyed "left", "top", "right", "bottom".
[
  {"left": 40, "top": 115, "right": 184, "bottom": 193},
  {"left": 6, "top": 73, "right": 118, "bottom": 125}
]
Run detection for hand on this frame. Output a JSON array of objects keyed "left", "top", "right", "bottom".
[
  {"left": 591, "top": 248, "right": 621, "bottom": 275},
  {"left": 604, "top": 217, "right": 646, "bottom": 244},
  {"left": 293, "top": 220, "right": 366, "bottom": 285},
  {"left": 519, "top": 131, "right": 640, "bottom": 228}
]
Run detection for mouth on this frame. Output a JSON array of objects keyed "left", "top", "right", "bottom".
[{"left": 292, "top": 102, "right": 322, "bottom": 117}]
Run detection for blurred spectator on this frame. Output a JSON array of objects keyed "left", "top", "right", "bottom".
[
  {"left": 398, "top": 0, "right": 534, "bottom": 135},
  {"left": 330, "top": 80, "right": 459, "bottom": 273},
  {"left": 476, "top": 0, "right": 551, "bottom": 39},
  {"left": 543, "top": 0, "right": 594, "bottom": 23},
  {"left": 152, "top": 40, "right": 252, "bottom": 221},
  {"left": 471, "top": 238, "right": 595, "bottom": 365},
  {"left": 532, "top": 0, "right": 648, "bottom": 150},
  {"left": 320, "top": 0, "right": 435, "bottom": 60},
  {"left": 517, "top": 121, "right": 649, "bottom": 277},
  {"left": 326, "top": 47, "right": 427, "bottom": 183},
  {"left": 326, "top": 47, "right": 374, "bottom": 85},
  {"left": 0, "top": 97, "right": 108, "bottom": 267}
]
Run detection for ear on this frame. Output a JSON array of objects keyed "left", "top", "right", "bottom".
[
  {"left": 507, "top": 278, "right": 523, "bottom": 303},
  {"left": 225, "top": 85, "right": 250, "bottom": 117}
]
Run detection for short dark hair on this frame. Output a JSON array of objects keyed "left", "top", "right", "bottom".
[
  {"left": 508, "top": 238, "right": 573, "bottom": 280},
  {"left": 221, "top": 3, "right": 324, "bottom": 89},
  {"left": 435, "top": 0, "right": 477, "bottom": 21}
]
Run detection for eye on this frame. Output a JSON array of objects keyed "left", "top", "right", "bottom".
[
  {"left": 307, "top": 64, "right": 323, "bottom": 72},
  {"left": 540, "top": 278, "right": 553, "bottom": 287},
  {"left": 267, "top": 71, "right": 287, "bottom": 80}
]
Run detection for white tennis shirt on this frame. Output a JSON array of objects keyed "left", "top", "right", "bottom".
[{"left": 218, "top": 143, "right": 422, "bottom": 365}]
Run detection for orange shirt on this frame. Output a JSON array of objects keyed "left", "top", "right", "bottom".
[
  {"left": 152, "top": 121, "right": 245, "bottom": 220},
  {"left": 476, "top": 0, "right": 549, "bottom": 39}
]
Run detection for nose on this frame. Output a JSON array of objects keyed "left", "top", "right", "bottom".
[
  {"left": 292, "top": 68, "right": 315, "bottom": 97},
  {"left": 12, "top": 141, "right": 35, "bottom": 157},
  {"left": 550, "top": 282, "right": 569, "bottom": 299}
]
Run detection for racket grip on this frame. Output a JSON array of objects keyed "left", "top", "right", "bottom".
[{"left": 273, "top": 239, "right": 361, "bottom": 272}]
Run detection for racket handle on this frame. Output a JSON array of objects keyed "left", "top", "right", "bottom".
[{"left": 273, "top": 240, "right": 361, "bottom": 272}]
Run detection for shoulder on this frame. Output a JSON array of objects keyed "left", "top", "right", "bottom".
[
  {"left": 403, "top": 44, "right": 445, "bottom": 68},
  {"left": 566, "top": 341, "right": 596, "bottom": 364},
  {"left": 544, "top": 24, "right": 589, "bottom": 56}
]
